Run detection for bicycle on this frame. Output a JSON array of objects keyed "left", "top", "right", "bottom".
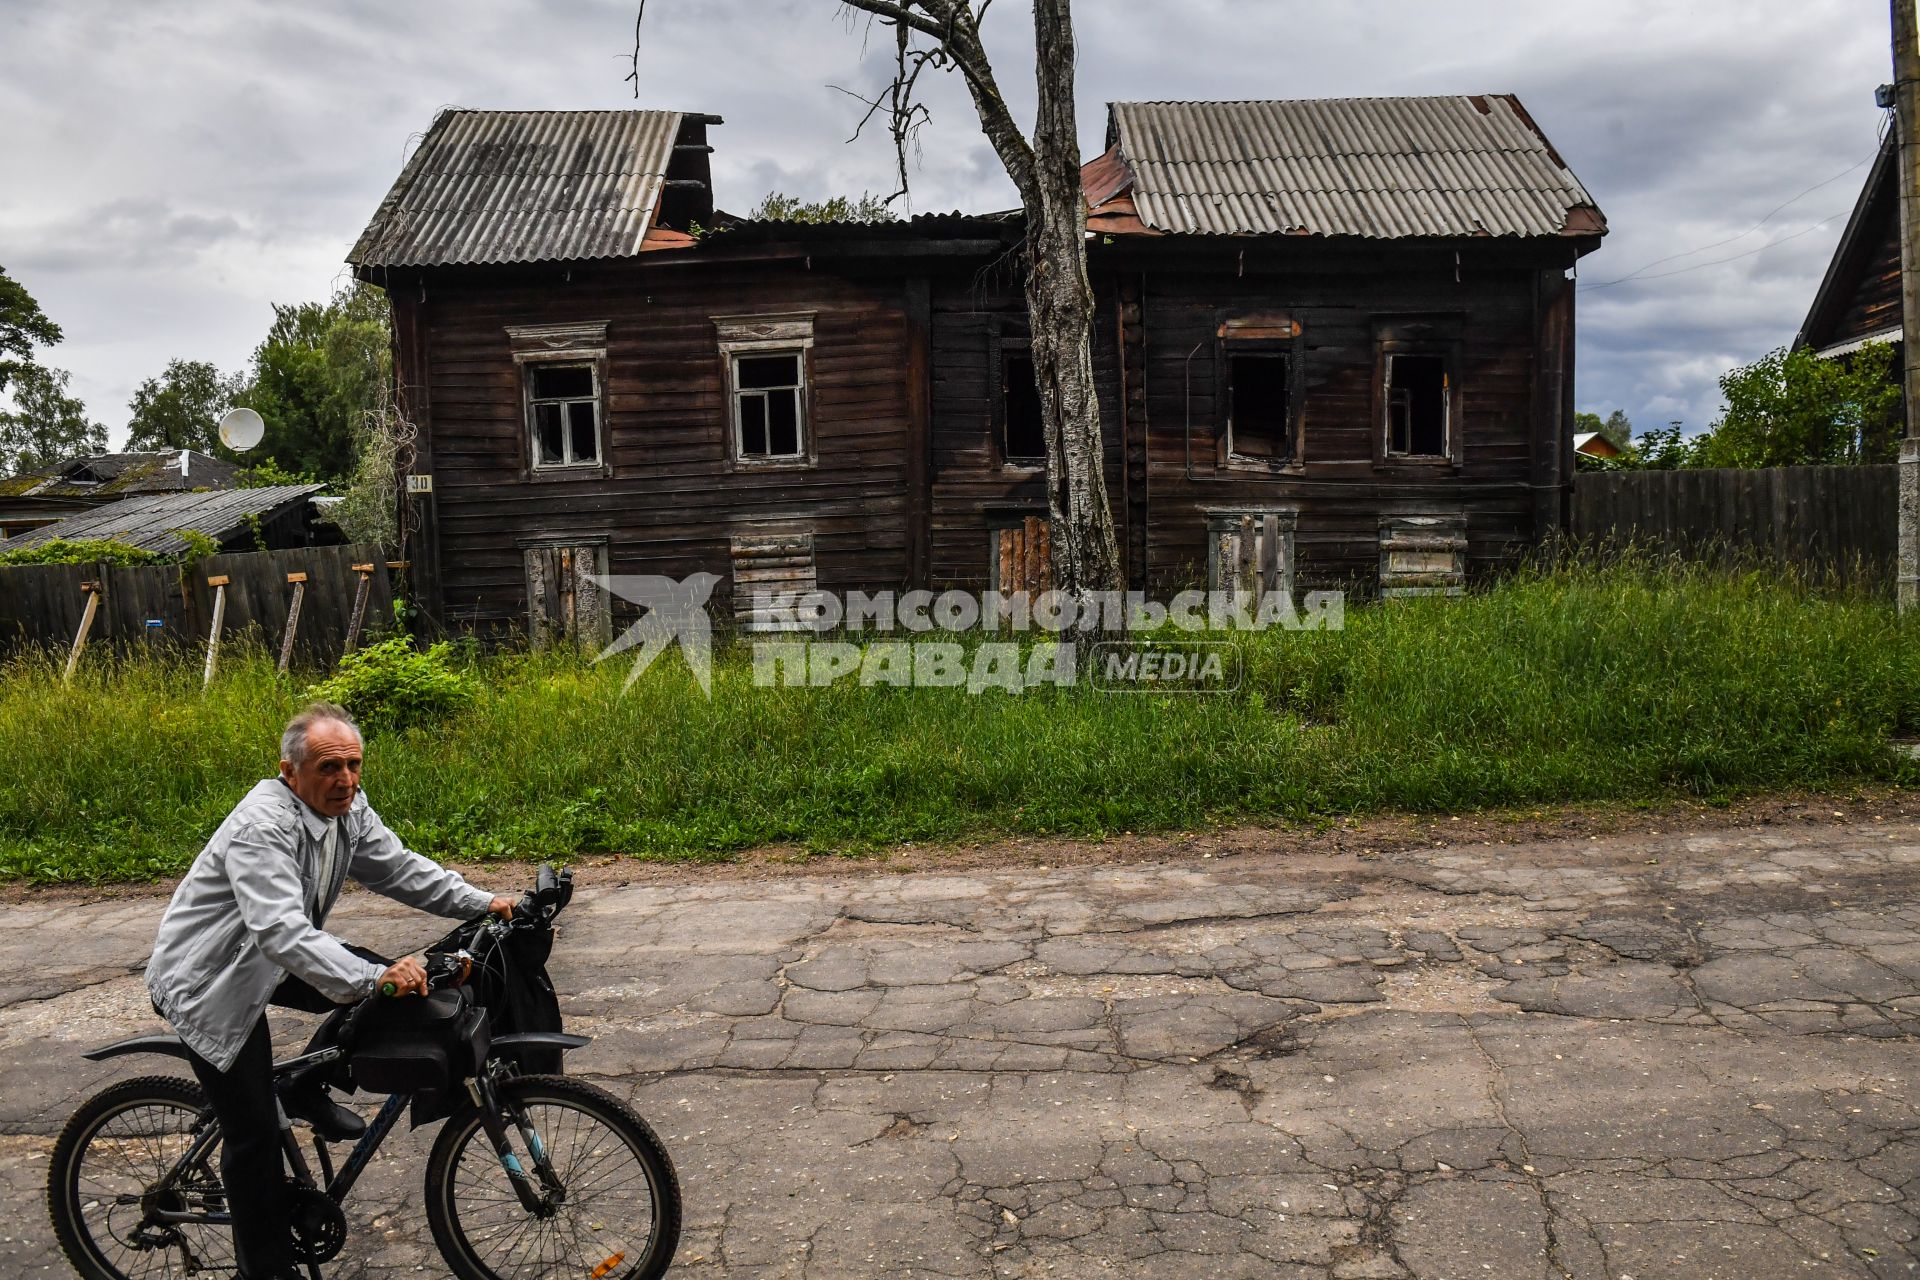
[{"left": 46, "top": 866, "right": 681, "bottom": 1280}]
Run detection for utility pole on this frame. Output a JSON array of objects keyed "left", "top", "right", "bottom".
[{"left": 1894, "top": 0, "right": 1920, "bottom": 610}]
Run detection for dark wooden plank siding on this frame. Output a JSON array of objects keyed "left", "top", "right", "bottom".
[
  {"left": 419, "top": 261, "right": 916, "bottom": 626},
  {"left": 1132, "top": 254, "right": 1555, "bottom": 592},
  {"left": 1831, "top": 190, "right": 1901, "bottom": 348}
]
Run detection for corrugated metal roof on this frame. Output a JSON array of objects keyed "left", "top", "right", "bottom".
[
  {"left": 5, "top": 485, "right": 324, "bottom": 555},
  {"left": 349, "top": 110, "right": 684, "bottom": 267},
  {"left": 1109, "top": 97, "right": 1603, "bottom": 239}
]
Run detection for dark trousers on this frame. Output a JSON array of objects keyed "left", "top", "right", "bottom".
[{"left": 181, "top": 947, "right": 386, "bottom": 1280}]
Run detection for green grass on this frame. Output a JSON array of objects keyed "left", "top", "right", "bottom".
[{"left": 4, "top": 559, "right": 1918, "bottom": 883}]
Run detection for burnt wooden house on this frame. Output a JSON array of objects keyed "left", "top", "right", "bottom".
[{"left": 348, "top": 97, "right": 1605, "bottom": 639}]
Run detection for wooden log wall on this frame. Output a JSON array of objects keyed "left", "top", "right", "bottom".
[
  {"left": 414, "top": 259, "right": 916, "bottom": 630},
  {"left": 1131, "top": 250, "right": 1564, "bottom": 593},
  {"left": 1571, "top": 465, "right": 1896, "bottom": 588},
  {"left": 0, "top": 544, "right": 395, "bottom": 662},
  {"left": 926, "top": 275, "right": 1127, "bottom": 590}
]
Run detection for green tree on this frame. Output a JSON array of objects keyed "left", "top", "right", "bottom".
[
  {"left": 746, "top": 191, "right": 898, "bottom": 223},
  {"left": 0, "top": 265, "right": 62, "bottom": 397},
  {"left": 237, "top": 282, "right": 391, "bottom": 481},
  {"left": 0, "top": 365, "right": 104, "bottom": 474},
  {"left": 126, "top": 359, "right": 243, "bottom": 453},
  {"left": 1624, "top": 421, "right": 1705, "bottom": 470},
  {"left": 1576, "top": 409, "right": 1634, "bottom": 449},
  {"left": 1695, "top": 342, "right": 1901, "bottom": 467}
]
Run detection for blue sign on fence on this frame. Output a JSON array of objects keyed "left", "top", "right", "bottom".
[{"left": 145, "top": 619, "right": 164, "bottom": 629}]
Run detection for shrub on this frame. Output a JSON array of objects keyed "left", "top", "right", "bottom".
[
  {"left": 305, "top": 635, "right": 478, "bottom": 733},
  {"left": 0, "top": 538, "right": 162, "bottom": 566}
]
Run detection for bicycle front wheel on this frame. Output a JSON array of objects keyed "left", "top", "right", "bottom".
[
  {"left": 424, "top": 1075, "right": 680, "bottom": 1280},
  {"left": 47, "top": 1074, "right": 235, "bottom": 1280}
]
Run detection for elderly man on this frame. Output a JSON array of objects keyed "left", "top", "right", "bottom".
[{"left": 147, "top": 701, "right": 514, "bottom": 1280}]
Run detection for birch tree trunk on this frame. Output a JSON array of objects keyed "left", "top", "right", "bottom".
[{"left": 1023, "top": 0, "right": 1122, "bottom": 602}]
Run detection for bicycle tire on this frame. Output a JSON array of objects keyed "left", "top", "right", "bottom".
[
  {"left": 47, "top": 1074, "right": 235, "bottom": 1280},
  {"left": 424, "top": 1074, "right": 681, "bottom": 1280}
]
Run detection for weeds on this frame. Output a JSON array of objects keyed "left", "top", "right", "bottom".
[{"left": 2, "top": 560, "right": 1916, "bottom": 882}]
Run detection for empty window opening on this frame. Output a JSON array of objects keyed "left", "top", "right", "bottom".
[
  {"left": 1002, "top": 351, "right": 1046, "bottom": 464},
  {"left": 734, "top": 351, "right": 806, "bottom": 459},
  {"left": 528, "top": 363, "right": 599, "bottom": 468},
  {"left": 1386, "top": 354, "right": 1449, "bottom": 457},
  {"left": 1228, "top": 353, "right": 1292, "bottom": 461}
]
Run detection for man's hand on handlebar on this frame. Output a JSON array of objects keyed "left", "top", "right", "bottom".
[
  {"left": 378, "top": 955, "right": 429, "bottom": 998},
  {"left": 489, "top": 895, "right": 515, "bottom": 920}
]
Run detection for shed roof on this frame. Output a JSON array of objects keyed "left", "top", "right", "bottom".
[
  {"left": 348, "top": 110, "right": 689, "bottom": 267},
  {"left": 0, "top": 450, "right": 242, "bottom": 500},
  {"left": 4, "top": 485, "right": 323, "bottom": 556},
  {"left": 1104, "top": 96, "right": 1605, "bottom": 240}
]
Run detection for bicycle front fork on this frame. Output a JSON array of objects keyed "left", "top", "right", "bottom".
[{"left": 466, "top": 1073, "right": 564, "bottom": 1218}]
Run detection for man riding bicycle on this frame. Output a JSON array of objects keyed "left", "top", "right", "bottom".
[{"left": 146, "top": 701, "right": 515, "bottom": 1280}]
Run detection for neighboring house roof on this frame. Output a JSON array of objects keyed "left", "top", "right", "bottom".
[
  {"left": 1097, "top": 96, "right": 1606, "bottom": 241},
  {"left": 1795, "top": 134, "right": 1901, "bottom": 358},
  {"left": 349, "top": 109, "right": 697, "bottom": 268},
  {"left": 3, "top": 484, "right": 323, "bottom": 556},
  {"left": 1573, "top": 432, "right": 1623, "bottom": 459},
  {"left": 0, "top": 450, "right": 242, "bottom": 500}
]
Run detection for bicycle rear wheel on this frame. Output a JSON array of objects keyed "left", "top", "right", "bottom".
[
  {"left": 424, "top": 1075, "right": 680, "bottom": 1280},
  {"left": 47, "top": 1075, "right": 236, "bottom": 1280}
]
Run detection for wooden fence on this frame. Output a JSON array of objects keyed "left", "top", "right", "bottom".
[
  {"left": 1570, "top": 465, "right": 1897, "bottom": 588},
  {"left": 0, "top": 544, "right": 396, "bottom": 665}
]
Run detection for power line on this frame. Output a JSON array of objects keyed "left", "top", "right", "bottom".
[
  {"left": 1581, "top": 207, "right": 1852, "bottom": 291},
  {"left": 1579, "top": 148, "right": 1877, "bottom": 292}
]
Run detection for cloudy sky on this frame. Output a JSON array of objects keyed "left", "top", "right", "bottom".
[{"left": 0, "top": 0, "right": 1894, "bottom": 446}]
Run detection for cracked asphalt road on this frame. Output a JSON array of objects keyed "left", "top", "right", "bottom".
[{"left": 4, "top": 819, "right": 1919, "bottom": 1278}]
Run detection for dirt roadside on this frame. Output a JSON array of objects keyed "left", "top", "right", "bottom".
[{"left": 7, "top": 783, "right": 1915, "bottom": 904}]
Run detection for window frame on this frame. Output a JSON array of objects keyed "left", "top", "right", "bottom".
[
  {"left": 1371, "top": 317, "right": 1465, "bottom": 469},
  {"left": 507, "top": 323, "right": 610, "bottom": 482},
  {"left": 991, "top": 335, "right": 1047, "bottom": 471},
  {"left": 1214, "top": 314, "right": 1305, "bottom": 474},
  {"left": 715, "top": 313, "right": 817, "bottom": 470},
  {"left": 522, "top": 359, "right": 605, "bottom": 472}
]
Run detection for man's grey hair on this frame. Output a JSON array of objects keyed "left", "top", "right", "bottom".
[{"left": 281, "top": 702, "right": 363, "bottom": 767}]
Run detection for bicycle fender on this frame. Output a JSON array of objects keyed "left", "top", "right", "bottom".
[
  {"left": 82, "top": 1034, "right": 190, "bottom": 1063},
  {"left": 489, "top": 1032, "right": 590, "bottom": 1053}
]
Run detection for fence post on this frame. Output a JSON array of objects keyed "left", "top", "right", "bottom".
[
  {"left": 64, "top": 580, "right": 102, "bottom": 685},
  {"left": 278, "top": 572, "right": 308, "bottom": 674},
  {"left": 344, "top": 563, "right": 375, "bottom": 653},
  {"left": 203, "top": 575, "right": 229, "bottom": 689}
]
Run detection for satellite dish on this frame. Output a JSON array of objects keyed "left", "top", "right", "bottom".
[{"left": 217, "top": 407, "right": 265, "bottom": 452}]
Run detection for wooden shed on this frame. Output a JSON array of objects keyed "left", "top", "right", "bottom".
[{"left": 349, "top": 96, "right": 1605, "bottom": 638}]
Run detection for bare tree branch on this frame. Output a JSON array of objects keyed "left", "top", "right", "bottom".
[{"left": 625, "top": 0, "right": 646, "bottom": 98}]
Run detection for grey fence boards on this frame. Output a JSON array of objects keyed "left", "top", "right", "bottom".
[
  {"left": 1571, "top": 465, "right": 1897, "bottom": 588},
  {"left": 0, "top": 544, "right": 395, "bottom": 663}
]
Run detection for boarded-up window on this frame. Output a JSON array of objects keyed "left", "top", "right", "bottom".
[
  {"left": 1378, "top": 514, "right": 1466, "bottom": 597},
  {"left": 731, "top": 532, "right": 817, "bottom": 630},
  {"left": 1205, "top": 509, "right": 1296, "bottom": 605},
  {"left": 523, "top": 541, "right": 610, "bottom": 647},
  {"left": 1000, "top": 350, "right": 1046, "bottom": 465},
  {"left": 989, "top": 515, "right": 1052, "bottom": 596},
  {"left": 1385, "top": 354, "right": 1449, "bottom": 457}
]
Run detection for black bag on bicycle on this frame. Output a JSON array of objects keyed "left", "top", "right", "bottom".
[{"left": 348, "top": 987, "right": 491, "bottom": 1114}]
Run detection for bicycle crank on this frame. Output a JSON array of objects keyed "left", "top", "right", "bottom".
[{"left": 288, "top": 1187, "right": 348, "bottom": 1264}]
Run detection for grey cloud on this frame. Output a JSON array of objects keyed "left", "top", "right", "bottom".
[{"left": 0, "top": 0, "right": 1897, "bottom": 445}]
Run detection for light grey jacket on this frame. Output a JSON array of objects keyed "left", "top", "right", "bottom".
[{"left": 148, "top": 779, "right": 493, "bottom": 1071}]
